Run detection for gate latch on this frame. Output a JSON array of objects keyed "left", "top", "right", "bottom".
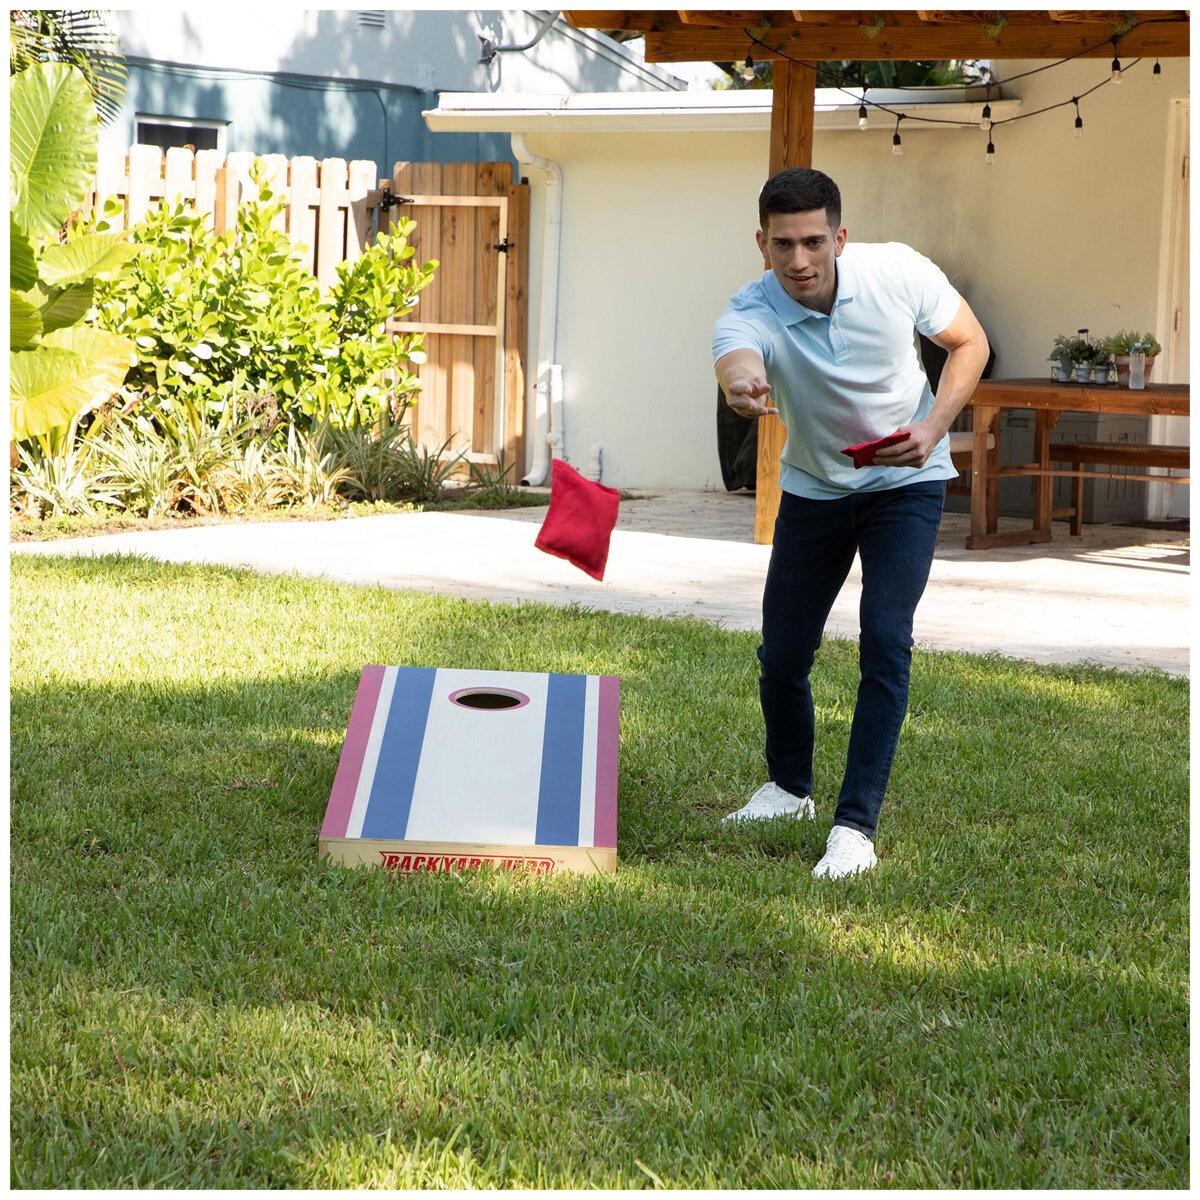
[
  {"left": 379, "top": 185, "right": 413, "bottom": 210},
  {"left": 493, "top": 237, "right": 512, "bottom": 253}
]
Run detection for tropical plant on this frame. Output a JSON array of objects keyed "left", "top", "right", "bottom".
[
  {"left": 9, "top": 417, "right": 121, "bottom": 518},
  {"left": 466, "top": 455, "right": 523, "bottom": 505},
  {"left": 9, "top": 61, "right": 137, "bottom": 441},
  {"left": 316, "top": 419, "right": 416, "bottom": 502},
  {"left": 387, "top": 433, "right": 468, "bottom": 502},
  {"left": 9, "top": 9, "right": 127, "bottom": 124},
  {"left": 271, "top": 421, "right": 356, "bottom": 508}
]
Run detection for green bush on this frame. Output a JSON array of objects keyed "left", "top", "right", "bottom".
[{"left": 88, "top": 159, "right": 437, "bottom": 436}]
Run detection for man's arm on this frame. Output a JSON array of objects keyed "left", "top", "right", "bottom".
[
  {"left": 874, "top": 297, "right": 991, "bottom": 468},
  {"left": 715, "top": 348, "right": 779, "bottom": 419}
]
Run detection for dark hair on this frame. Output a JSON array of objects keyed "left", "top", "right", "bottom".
[{"left": 758, "top": 168, "right": 842, "bottom": 231}]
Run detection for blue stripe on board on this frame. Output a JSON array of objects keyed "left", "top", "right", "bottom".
[
  {"left": 535, "top": 673, "right": 586, "bottom": 846},
  {"left": 361, "top": 666, "right": 438, "bottom": 839}
]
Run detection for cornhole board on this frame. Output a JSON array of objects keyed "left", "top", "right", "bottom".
[{"left": 320, "top": 665, "right": 619, "bottom": 875}]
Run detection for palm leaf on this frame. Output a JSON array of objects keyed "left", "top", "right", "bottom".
[{"left": 9, "top": 10, "right": 128, "bottom": 125}]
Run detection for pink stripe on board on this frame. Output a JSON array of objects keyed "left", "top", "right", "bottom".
[
  {"left": 592, "top": 675, "right": 620, "bottom": 850},
  {"left": 321, "top": 665, "right": 386, "bottom": 838}
]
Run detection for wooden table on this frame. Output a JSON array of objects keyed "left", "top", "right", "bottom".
[{"left": 966, "top": 379, "right": 1190, "bottom": 549}]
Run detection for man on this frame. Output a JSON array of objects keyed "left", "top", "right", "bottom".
[{"left": 713, "top": 167, "right": 990, "bottom": 880}]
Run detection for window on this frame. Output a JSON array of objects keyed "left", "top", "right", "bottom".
[{"left": 135, "top": 115, "right": 227, "bottom": 154}]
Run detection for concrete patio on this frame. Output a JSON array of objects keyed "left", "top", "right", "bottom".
[{"left": 11, "top": 490, "right": 1190, "bottom": 676}]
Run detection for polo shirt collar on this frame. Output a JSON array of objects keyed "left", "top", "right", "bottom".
[{"left": 763, "top": 252, "right": 857, "bottom": 324}]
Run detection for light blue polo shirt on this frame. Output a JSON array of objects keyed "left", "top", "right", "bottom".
[{"left": 712, "top": 241, "right": 963, "bottom": 498}]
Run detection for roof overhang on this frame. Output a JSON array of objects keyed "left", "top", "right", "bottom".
[{"left": 425, "top": 89, "right": 1021, "bottom": 135}]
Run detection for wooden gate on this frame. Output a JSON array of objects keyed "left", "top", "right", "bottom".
[{"left": 385, "top": 162, "right": 529, "bottom": 474}]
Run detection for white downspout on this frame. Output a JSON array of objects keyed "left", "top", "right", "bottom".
[{"left": 512, "top": 132, "right": 564, "bottom": 486}]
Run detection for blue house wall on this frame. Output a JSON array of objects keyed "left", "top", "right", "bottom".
[{"left": 123, "top": 58, "right": 517, "bottom": 172}]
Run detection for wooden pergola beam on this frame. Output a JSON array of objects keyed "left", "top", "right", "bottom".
[
  {"left": 754, "top": 58, "right": 817, "bottom": 542},
  {"left": 640, "top": 21, "right": 1188, "bottom": 63},
  {"left": 564, "top": 10, "right": 1190, "bottom": 60}
]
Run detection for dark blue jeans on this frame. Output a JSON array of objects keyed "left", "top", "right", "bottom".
[{"left": 757, "top": 480, "right": 945, "bottom": 839}]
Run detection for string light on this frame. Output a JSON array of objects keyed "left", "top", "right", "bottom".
[
  {"left": 740, "top": 54, "right": 756, "bottom": 84},
  {"left": 734, "top": 22, "right": 1167, "bottom": 161}
]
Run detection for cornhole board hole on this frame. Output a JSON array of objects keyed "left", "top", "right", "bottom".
[{"left": 320, "top": 666, "right": 619, "bottom": 875}]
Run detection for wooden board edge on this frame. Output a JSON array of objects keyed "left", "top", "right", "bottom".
[{"left": 318, "top": 837, "right": 617, "bottom": 876}]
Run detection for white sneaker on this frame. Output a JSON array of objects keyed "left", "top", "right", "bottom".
[
  {"left": 722, "top": 781, "right": 814, "bottom": 823},
  {"left": 812, "top": 825, "right": 878, "bottom": 879}
]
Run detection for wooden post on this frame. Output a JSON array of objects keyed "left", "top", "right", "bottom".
[{"left": 755, "top": 59, "right": 817, "bottom": 545}]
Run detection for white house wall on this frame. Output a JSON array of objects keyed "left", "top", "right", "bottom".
[
  {"left": 520, "top": 125, "right": 994, "bottom": 490},
  {"left": 517, "top": 57, "right": 1188, "bottom": 489}
]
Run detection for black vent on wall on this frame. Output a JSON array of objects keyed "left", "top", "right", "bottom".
[{"left": 358, "top": 11, "right": 386, "bottom": 30}]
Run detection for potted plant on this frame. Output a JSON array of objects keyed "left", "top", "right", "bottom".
[
  {"left": 1070, "top": 336, "right": 1099, "bottom": 381},
  {"left": 1100, "top": 329, "right": 1162, "bottom": 386},
  {"left": 1091, "top": 349, "right": 1114, "bottom": 385},
  {"left": 1049, "top": 334, "right": 1085, "bottom": 382}
]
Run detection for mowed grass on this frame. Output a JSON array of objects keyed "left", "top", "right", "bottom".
[{"left": 9, "top": 552, "right": 1189, "bottom": 1188}]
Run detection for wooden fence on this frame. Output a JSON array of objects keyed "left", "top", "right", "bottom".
[
  {"left": 85, "top": 145, "right": 382, "bottom": 290},
  {"left": 84, "top": 147, "right": 530, "bottom": 470}
]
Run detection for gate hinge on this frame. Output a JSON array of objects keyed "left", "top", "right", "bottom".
[{"left": 493, "top": 237, "right": 512, "bottom": 253}]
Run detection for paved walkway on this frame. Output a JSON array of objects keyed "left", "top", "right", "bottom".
[{"left": 11, "top": 490, "right": 1190, "bottom": 676}]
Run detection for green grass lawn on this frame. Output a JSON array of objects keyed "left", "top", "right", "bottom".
[{"left": 9, "top": 552, "right": 1189, "bottom": 1188}]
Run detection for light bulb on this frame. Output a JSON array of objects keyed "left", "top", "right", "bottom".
[
  {"left": 858, "top": 103, "right": 869, "bottom": 130},
  {"left": 980, "top": 103, "right": 992, "bottom": 132},
  {"left": 892, "top": 132, "right": 903, "bottom": 156},
  {"left": 1111, "top": 54, "right": 1122, "bottom": 84},
  {"left": 1153, "top": 59, "right": 1162, "bottom": 84},
  {"left": 1074, "top": 114, "right": 1084, "bottom": 139},
  {"left": 985, "top": 140, "right": 995, "bottom": 164}
]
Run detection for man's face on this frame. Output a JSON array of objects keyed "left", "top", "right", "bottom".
[{"left": 755, "top": 208, "right": 847, "bottom": 314}]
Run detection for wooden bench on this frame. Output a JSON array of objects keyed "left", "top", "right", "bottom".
[
  {"left": 1050, "top": 441, "right": 1190, "bottom": 535},
  {"left": 948, "top": 430, "right": 993, "bottom": 473}
]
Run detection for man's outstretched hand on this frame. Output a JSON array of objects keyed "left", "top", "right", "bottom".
[{"left": 726, "top": 376, "right": 779, "bottom": 419}]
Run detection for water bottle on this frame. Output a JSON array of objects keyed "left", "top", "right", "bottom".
[{"left": 1128, "top": 344, "right": 1146, "bottom": 390}]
